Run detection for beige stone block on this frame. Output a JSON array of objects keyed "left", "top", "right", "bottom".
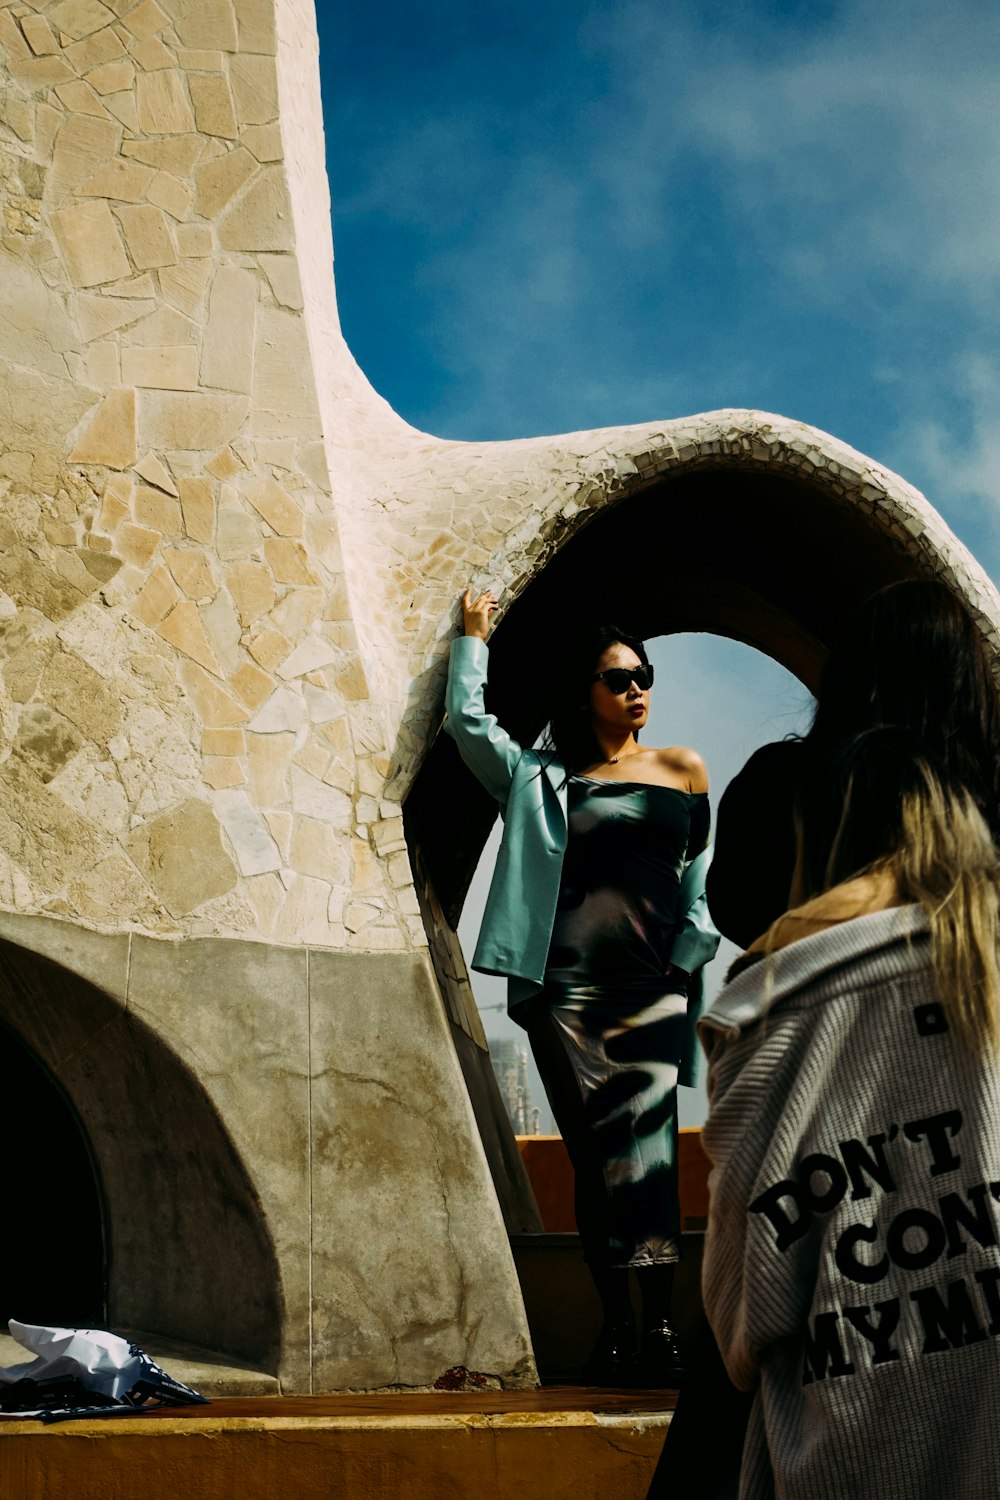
[
  {"left": 217, "top": 167, "right": 293, "bottom": 254},
  {"left": 246, "top": 627, "right": 289, "bottom": 671},
  {"left": 13, "top": 703, "right": 85, "bottom": 785},
  {"left": 244, "top": 472, "right": 303, "bottom": 537},
  {"left": 252, "top": 308, "right": 319, "bottom": 437},
  {"left": 351, "top": 837, "right": 380, "bottom": 894},
  {"left": 205, "top": 446, "right": 243, "bottom": 480},
  {"left": 130, "top": 562, "right": 180, "bottom": 625},
  {"left": 41, "top": 647, "right": 122, "bottom": 743},
  {"left": 263, "top": 538, "right": 318, "bottom": 586},
  {"left": 121, "top": 0, "right": 168, "bottom": 38},
  {"left": 202, "top": 726, "right": 244, "bottom": 756},
  {"left": 66, "top": 850, "right": 156, "bottom": 923},
  {"left": 216, "top": 492, "right": 258, "bottom": 559},
  {"left": 201, "top": 265, "right": 256, "bottom": 395},
  {"left": 225, "top": 561, "right": 274, "bottom": 627},
  {"left": 65, "top": 27, "right": 127, "bottom": 73},
  {"left": 74, "top": 294, "right": 143, "bottom": 340},
  {"left": 247, "top": 731, "right": 293, "bottom": 804},
  {"left": 122, "top": 344, "right": 198, "bottom": 392},
  {"left": 103, "top": 91, "right": 140, "bottom": 130},
  {"left": 193, "top": 145, "right": 258, "bottom": 219},
  {"left": 292, "top": 737, "right": 329, "bottom": 780},
  {"left": 335, "top": 656, "right": 369, "bottom": 703},
  {"left": 262, "top": 810, "right": 291, "bottom": 859},
  {"left": 230, "top": 659, "right": 272, "bottom": 710},
  {"left": 244, "top": 869, "right": 283, "bottom": 933},
  {"left": 174, "top": 223, "right": 213, "bottom": 259},
  {"left": 135, "top": 485, "right": 182, "bottom": 535},
  {"left": 86, "top": 58, "right": 135, "bottom": 93},
  {"left": 139, "top": 391, "right": 249, "bottom": 451},
  {"left": 370, "top": 816, "right": 406, "bottom": 859},
  {"left": 99, "top": 474, "right": 133, "bottom": 531},
  {"left": 122, "top": 136, "right": 205, "bottom": 173},
  {"left": 179, "top": 660, "right": 248, "bottom": 726},
  {"left": 115, "top": 204, "right": 176, "bottom": 270},
  {"left": 274, "top": 875, "right": 336, "bottom": 946},
  {"left": 234, "top": 0, "right": 275, "bottom": 52},
  {"left": 51, "top": 0, "right": 117, "bottom": 40},
  {"left": 21, "top": 14, "right": 60, "bottom": 55},
  {"left": 241, "top": 124, "right": 282, "bottom": 164},
  {"left": 84, "top": 340, "right": 120, "bottom": 388},
  {"left": 136, "top": 70, "right": 195, "bottom": 134},
  {"left": 3, "top": 635, "right": 55, "bottom": 706},
  {"left": 127, "top": 33, "right": 174, "bottom": 70},
  {"left": 55, "top": 80, "right": 113, "bottom": 119},
  {"left": 102, "top": 271, "right": 157, "bottom": 298},
  {"left": 189, "top": 72, "right": 237, "bottom": 139},
  {"left": 257, "top": 253, "right": 303, "bottom": 311},
  {"left": 163, "top": 546, "right": 215, "bottom": 601},
  {"left": 0, "top": 757, "right": 107, "bottom": 892},
  {"left": 134, "top": 451, "right": 178, "bottom": 494},
  {"left": 270, "top": 588, "right": 322, "bottom": 639},
  {"left": 52, "top": 200, "right": 131, "bottom": 287},
  {"left": 176, "top": 48, "right": 224, "bottom": 71},
  {"left": 202, "top": 755, "right": 245, "bottom": 789},
  {"left": 8, "top": 55, "right": 75, "bottom": 87},
  {"left": 289, "top": 816, "right": 345, "bottom": 883},
  {"left": 3, "top": 98, "right": 36, "bottom": 146},
  {"left": 0, "top": 10, "right": 33, "bottom": 62},
  {"left": 174, "top": 0, "right": 237, "bottom": 50},
  {"left": 0, "top": 258, "right": 77, "bottom": 383},
  {"left": 229, "top": 55, "right": 277, "bottom": 126},
  {"left": 125, "top": 797, "right": 237, "bottom": 916},
  {"left": 201, "top": 590, "right": 240, "bottom": 673},
  {"left": 51, "top": 115, "right": 123, "bottom": 200},
  {"left": 145, "top": 171, "right": 192, "bottom": 220},
  {"left": 70, "top": 388, "right": 137, "bottom": 469},
  {"left": 178, "top": 476, "right": 214, "bottom": 543},
  {"left": 157, "top": 600, "right": 223, "bottom": 675},
  {"left": 159, "top": 259, "right": 213, "bottom": 317},
  {"left": 78, "top": 158, "right": 155, "bottom": 202},
  {"left": 117, "top": 521, "right": 160, "bottom": 567}
]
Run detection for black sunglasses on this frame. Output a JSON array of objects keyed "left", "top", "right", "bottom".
[{"left": 592, "top": 664, "right": 654, "bottom": 693}]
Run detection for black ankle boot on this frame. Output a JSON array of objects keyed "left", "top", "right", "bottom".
[
  {"left": 636, "top": 1317, "right": 686, "bottom": 1388},
  {"left": 582, "top": 1313, "right": 637, "bottom": 1386}
]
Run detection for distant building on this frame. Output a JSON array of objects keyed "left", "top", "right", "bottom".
[{"left": 489, "top": 1038, "right": 534, "bottom": 1135}]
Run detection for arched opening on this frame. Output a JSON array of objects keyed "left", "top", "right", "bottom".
[
  {"left": 0, "top": 931, "right": 283, "bottom": 1368},
  {"left": 1, "top": 1020, "right": 105, "bottom": 1326},
  {"left": 405, "top": 461, "right": 936, "bottom": 1224}
]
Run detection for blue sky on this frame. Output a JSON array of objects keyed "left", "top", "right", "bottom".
[
  {"left": 317, "top": 0, "right": 1000, "bottom": 584},
  {"left": 316, "top": 1, "right": 1000, "bottom": 1121}
]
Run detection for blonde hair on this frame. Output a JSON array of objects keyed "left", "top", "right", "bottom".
[{"left": 794, "top": 743, "right": 1000, "bottom": 1051}]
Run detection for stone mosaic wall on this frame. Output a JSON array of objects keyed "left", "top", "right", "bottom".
[{"left": 0, "top": 0, "right": 418, "bottom": 953}]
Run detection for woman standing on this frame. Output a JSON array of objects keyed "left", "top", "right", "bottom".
[{"left": 446, "top": 587, "right": 720, "bottom": 1384}]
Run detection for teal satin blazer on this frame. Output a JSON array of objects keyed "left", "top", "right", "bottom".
[{"left": 444, "top": 636, "right": 721, "bottom": 1079}]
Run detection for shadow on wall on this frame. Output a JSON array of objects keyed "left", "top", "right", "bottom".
[{"left": 0, "top": 940, "right": 282, "bottom": 1370}]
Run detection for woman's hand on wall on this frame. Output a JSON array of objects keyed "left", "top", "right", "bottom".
[{"left": 462, "top": 587, "right": 498, "bottom": 640}]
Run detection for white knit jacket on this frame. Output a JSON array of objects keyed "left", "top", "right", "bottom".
[{"left": 700, "top": 905, "right": 1000, "bottom": 1500}]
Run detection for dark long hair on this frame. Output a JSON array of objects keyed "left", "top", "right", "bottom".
[
  {"left": 542, "top": 623, "right": 649, "bottom": 774},
  {"left": 805, "top": 579, "right": 1000, "bottom": 842}
]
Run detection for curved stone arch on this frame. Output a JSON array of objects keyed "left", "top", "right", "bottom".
[
  {"left": 406, "top": 409, "right": 1000, "bottom": 911},
  {"left": 402, "top": 421, "right": 1000, "bottom": 1228},
  {"left": 0, "top": 918, "right": 284, "bottom": 1371}
]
